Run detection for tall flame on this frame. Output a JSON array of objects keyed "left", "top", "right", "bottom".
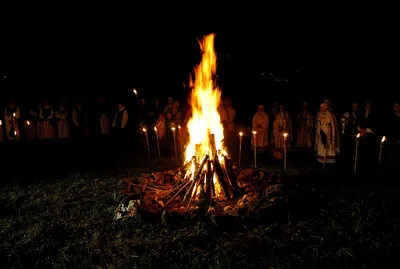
[{"left": 185, "top": 33, "right": 224, "bottom": 163}]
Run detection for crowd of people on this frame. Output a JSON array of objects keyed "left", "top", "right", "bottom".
[{"left": 1, "top": 94, "right": 399, "bottom": 176}]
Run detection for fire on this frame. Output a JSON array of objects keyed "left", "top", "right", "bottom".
[{"left": 183, "top": 33, "right": 228, "bottom": 200}]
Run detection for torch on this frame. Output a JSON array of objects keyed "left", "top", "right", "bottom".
[
  {"left": 252, "top": 131, "right": 257, "bottom": 168},
  {"left": 354, "top": 133, "right": 360, "bottom": 175},
  {"left": 171, "top": 127, "right": 178, "bottom": 159},
  {"left": 379, "top": 136, "right": 386, "bottom": 164},
  {"left": 283, "top": 132, "right": 288, "bottom": 171},
  {"left": 238, "top": 132, "right": 243, "bottom": 167},
  {"left": 154, "top": 126, "right": 161, "bottom": 158},
  {"left": 142, "top": 127, "right": 151, "bottom": 157}
]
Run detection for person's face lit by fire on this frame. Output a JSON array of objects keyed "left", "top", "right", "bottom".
[
  {"left": 166, "top": 113, "right": 172, "bottom": 119},
  {"left": 352, "top": 102, "right": 358, "bottom": 111},
  {"left": 258, "top": 105, "right": 264, "bottom": 113},
  {"left": 279, "top": 105, "right": 285, "bottom": 113},
  {"left": 159, "top": 114, "right": 164, "bottom": 121},
  {"left": 365, "top": 103, "right": 371, "bottom": 112},
  {"left": 320, "top": 103, "right": 328, "bottom": 113},
  {"left": 117, "top": 103, "right": 123, "bottom": 109},
  {"left": 168, "top": 97, "right": 173, "bottom": 105},
  {"left": 394, "top": 103, "right": 400, "bottom": 114}
]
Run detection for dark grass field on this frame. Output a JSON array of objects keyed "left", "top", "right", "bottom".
[{"left": 1, "top": 136, "right": 399, "bottom": 268}]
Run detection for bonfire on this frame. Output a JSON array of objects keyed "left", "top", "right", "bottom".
[{"left": 115, "top": 34, "right": 285, "bottom": 221}]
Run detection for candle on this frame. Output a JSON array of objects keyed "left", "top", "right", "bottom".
[
  {"left": 354, "top": 133, "right": 360, "bottom": 175},
  {"left": 12, "top": 112, "right": 16, "bottom": 118},
  {"left": 171, "top": 127, "right": 178, "bottom": 159},
  {"left": 14, "top": 131, "right": 17, "bottom": 136},
  {"left": 178, "top": 125, "right": 183, "bottom": 159},
  {"left": 252, "top": 131, "right": 257, "bottom": 168},
  {"left": 26, "top": 120, "right": 30, "bottom": 126},
  {"left": 283, "top": 132, "right": 288, "bottom": 171},
  {"left": 379, "top": 136, "right": 386, "bottom": 164},
  {"left": 154, "top": 126, "right": 161, "bottom": 158},
  {"left": 0, "top": 120, "right": 2, "bottom": 126},
  {"left": 238, "top": 132, "right": 243, "bottom": 167},
  {"left": 142, "top": 127, "right": 151, "bottom": 157}
]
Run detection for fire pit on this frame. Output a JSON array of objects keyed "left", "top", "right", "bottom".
[{"left": 115, "top": 34, "right": 288, "bottom": 223}]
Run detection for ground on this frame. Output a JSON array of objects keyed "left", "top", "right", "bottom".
[{"left": 1, "top": 138, "right": 399, "bottom": 268}]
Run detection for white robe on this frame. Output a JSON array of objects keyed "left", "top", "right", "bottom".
[
  {"left": 315, "top": 110, "right": 340, "bottom": 163},
  {"left": 4, "top": 106, "right": 21, "bottom": 140},
  {"left": 273, "top": 112, "right": 292, "bottom": 149},
  {"left": 296, "top": 110, "right": 314, "bottom": 148},
  {"left": 251, "top": 112, "right": 269, "bottom": 151}
]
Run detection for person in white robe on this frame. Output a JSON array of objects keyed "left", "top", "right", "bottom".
[
  {"left": 73, "top": 102, "right": 90, "bottom": 138},
  {"left": 273, "top": 104, "right": 292, "bottom": 149},
  {"left": 55, "top": 103, "right": 70, "bottom": 139},
  {"left": 4, "top": 100, "right": 21, "bottom": 140},
  {"left": 296, "top": 102, "right": 314, "bottom": 148},
  {"left": 251, "top": 105, "right": 269, "bottom": 152},
  {"left": 39, "top": 100, "right": 56, "bottom": 139},
  {"left": 315, "top": 101, "right": 340, "bottom": 164}
]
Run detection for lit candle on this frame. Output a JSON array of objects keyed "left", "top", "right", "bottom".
[
  {"left": 14, "top": 131, "right": 17, "bottom": 136},
  {"left": 142, "top": 127, "right": 151, "bottom": 157},
  {"left": 154, "top": 127, "right": 161, "bottom": 158},
  {"left": 354, "top": 133, "right": 360, "bottom": 175},
  {"left": 26, "top": 120, "right": 30, "bottom": 126},
  {"left": 379, "top": 136, "right": 386, "bottom": 164},
  {"left": 0, "top": 120, "right": 2, "bottom": 126},
  {"left": 283, "top": 132, "right": 288, "bottom": 171},
  {"left": 171, "top": 127, "right": 178, "bottom": 159},
  {"left": 132, "top": 88, "right": 139, "bottom": 107},
  {"left": 238, "top": 132, "right": 243, "bottom": 167},
  {"left": 178, "top": 125, "right": 183, "bottom": 159},
  {"left": 252, "top": 131, "right": 257, "bottom": 168},
  {"left": 12, "top": 112, "right": 16, "bottom": 118}
]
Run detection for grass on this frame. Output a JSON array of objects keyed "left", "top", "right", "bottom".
[{"left": 1, "top": 168, "right": 400, "bottom": 269}]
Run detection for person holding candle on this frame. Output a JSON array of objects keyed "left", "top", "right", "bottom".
[
  {"left": 315, "top": 101, "right": 340, "bottom": 165},
  {"left": 156, "top": 114, "right": 166, "bottom": 155},
  {"left": 112, "top": 101, "right": 129, "bottom": 145},
  {"left": 296, "top": 102, "right": 314, "bottom": 149},
  {"left": 4, "top": 100, "right": 21, "bottom": 140},
  {"left": 251, "top": 105, "right": 269, "bottom": 153},
  {"left": 25, "top": 103, "right": 38, "bottom": 140},
  {"left": 55, "top": 102, "right": 70, "bottom": 139},
  {"left": 355, "top": 120, "right": 379, "bottom": 180},
  {"left": 273, "top": 104, "right": 292, "bottom": 159},
  {"left": 39, "top": 100, "right": 56, "bottom": 139}
]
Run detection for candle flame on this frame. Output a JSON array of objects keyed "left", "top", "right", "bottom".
[
  {"left": 178, "top": 125, "right": 181, "bottom": 129},
  {"left": 171, "top": 127, "right": 176, "bottom": 131},
  {"left": 239, "top": 132, "right": 243, "bottom": 137},
  {"left": 27, "top": 120, "right": 30, "bottom": 125},
  {"left": 0, "top": 120, "right": 2, "bottom": 126},
  {"left": 154, "top": 126, "right": 157, "bottom": 131},
  {"left": 283, "top": 132, "right": 288, "bottom": 138},
  {"left": 252, "top": 131, "right": 257, "bottom": 135},
  {"left": 13, "top": 113, "right": 16, "bottom": 117},
  {"left": 14, "top": 131, "right": 17, "bottom": 136},
  {"left": 133, "top": 89, "right": 137, "bottom": 95},
  {"left": 142, "top": 127, "right": 146, "bottom": 132},
  {"left": 381, "top": 136, "right": 386, "bottom": 142},
  {"left": 356, "top": 133, "right": 360, "bottom": 138}
]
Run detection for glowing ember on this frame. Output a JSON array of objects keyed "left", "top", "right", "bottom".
[{"left": 183, "top": 33, "right": 236, "bottom": 201}]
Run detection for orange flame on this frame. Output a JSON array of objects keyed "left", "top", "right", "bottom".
[{"left": 184, "top": 33, "right": 225, "bottom": 199}]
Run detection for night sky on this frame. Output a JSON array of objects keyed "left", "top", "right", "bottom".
[{"left": 2, "top": 11, "right": 398, "bottom": 113}]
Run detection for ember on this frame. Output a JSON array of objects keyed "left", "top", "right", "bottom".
[{"left": 181, "top": 33, "right": 238, "bottom": 202}]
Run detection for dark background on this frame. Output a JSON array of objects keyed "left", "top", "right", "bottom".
[{"left": 2, "top": 9, "right": 399, "bottom": 124}]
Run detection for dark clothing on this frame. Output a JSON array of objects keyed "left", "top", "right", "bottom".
[
  {"left": 346, "top": 110, "right": 363, "bottom": 135},
  {"left": 356, "top": 132, "right": 379, "bottom": 178},
  {"left": 139, "top": 104, "right": 151, "bottom": 124}
]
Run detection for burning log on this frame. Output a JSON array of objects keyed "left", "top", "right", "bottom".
[
  {"left": 214, "top": 152, "right": 231, "bottom": 199},
  {"left": 223, "top": 155, "right": 239, "bottom": 191},
  {"left": 183, "top": 155, "right": 209, "bottom": 201},
  {"left": 206, "top": 160, "right": 214, "bottom": 199}
]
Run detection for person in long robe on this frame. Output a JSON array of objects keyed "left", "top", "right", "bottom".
[
  {"left": 156, "top": 113, "right": 166, "bottom": 155},
  {"left": 112, "top": 102, "right": 129, "bottom": 145},
  {"left": 25, "top": 105, "right": 38, "bottom": 140},
  {"left": 342, "top": 102, "right": 362, "bottom": 136},
  {"left": 355, "top": 120, "right": 379, "bottom": 179},
  {"left": 221, "top": 97, "right": 236, "bottom": 157},
  {"left": 39, "top": 100, "right": 56, "bottom": 139},
  {"left": 98, "top": 96, "right": 110, "bottom": 135},
  {"left": 172, "top": 100, "right": 182, "bottom": 125},
  {"left": 268, "top": 102, "right": 279, "bottom": 146},
  {"left": 363, "top": 101, "right": 378, "bottom": 133},
  {"left": 165, "top": 112, "right": 175, "bottom": 157},
  {"left": 273, "top": 104, "right": 292, "bottom": 149},
  {"left": 164, "top": 97, "right": 173, "bottom": 114},
  {"left": 72, "top": 102, "right": 89, "bottom": 138},
  {"left": 251, "top": 105, "right": 269, "bottom": 152},
  {"left": 55, "top": 102, "right": 70, "bottom": 139},
  {"left": 296, "top": 102, "right": 314, "bottom": 148},
  {"left": 4, "top": 100, "right": 21, "bottom": 140},
  {"left": 315, "top": 101, "right": 340, "bottom": 164}
]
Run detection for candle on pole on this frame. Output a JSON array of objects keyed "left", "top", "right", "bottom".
[
  {"left": 171, "top": 127, "right": 178, "bottom": 159},
  {"left": 354, "top": 133, "right": 360, "bottom": 175},
  {"left": 178, "top": 125, "right": 183, "bottom": 158},
  {"left": 252, "top": 131, "right": 257, "bottom": 168},
  {"left": 379, "top": 136, "right": 386, "bottom": 164},
  {"left": 283, "top": 132, "right": 288, "bottom": 171},
  {"left": 142, "top": 127, "right": 151, "bottom": 157},
  {"left": 154, "top": 126, "right": 161, "bottom": 158},
  {"left": 238, "top": 132, "right": 243, "bottom": 167}
]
